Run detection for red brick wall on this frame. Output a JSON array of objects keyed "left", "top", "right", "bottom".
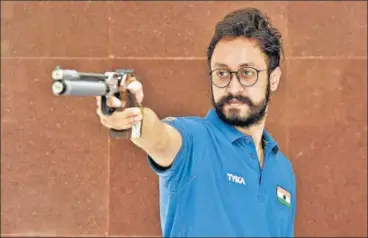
[{"left": 1, "top": 1, "right": 366, "bottom": 237}]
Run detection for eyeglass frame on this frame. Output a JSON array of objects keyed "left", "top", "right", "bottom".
[{"left": 208, "top": 66, "right": 268, "bottom": 88}]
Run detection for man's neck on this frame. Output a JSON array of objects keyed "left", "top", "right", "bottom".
[
  {"left": 236, "top": 120, "right": 265, "bottom": 149},
  {"left": 235, "top": 107, "right": 269, "bottom": 149},
  {"left": 236, "top": 119, "right": 266, "bottom": 168}
]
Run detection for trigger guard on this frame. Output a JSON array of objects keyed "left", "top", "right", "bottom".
[{"left": 101, "top": 96, "right": 116, "bottom": 116}]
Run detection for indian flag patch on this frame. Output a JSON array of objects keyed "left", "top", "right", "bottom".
[{"left": 277, "top": 186, "right": 291, "bottom": 207}]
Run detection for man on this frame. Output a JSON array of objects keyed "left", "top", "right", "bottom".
[{"left": 97, "top": 7, "right": 296, "bottom": 237}]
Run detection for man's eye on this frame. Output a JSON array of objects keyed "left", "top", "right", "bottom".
[
  {"left": 217, "top": 70, "right": 229, "bottom": 77},
  {"left": 242, "top": 70, "right": 253, "bottom": 76},
  {"left": 241, "top": 69, "right": 256, "bottom": 77}
]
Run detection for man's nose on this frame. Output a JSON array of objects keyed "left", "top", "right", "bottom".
[{"left": 227, "top": 73, "right": 244, "bottom": 94}]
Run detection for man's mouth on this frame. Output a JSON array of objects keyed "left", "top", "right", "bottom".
[{"left": 227, "top": 99, "right": 244, "bottom": 105}]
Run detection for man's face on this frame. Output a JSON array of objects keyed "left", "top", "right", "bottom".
[{"left": 210, "top": 36, "right": 276, "bottom": 128}]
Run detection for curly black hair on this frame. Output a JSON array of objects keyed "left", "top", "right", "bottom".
[{"left": 207, "top": 8, "right": 284, "bottom": 73}]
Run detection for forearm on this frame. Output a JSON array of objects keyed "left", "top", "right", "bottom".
[
  {"left": 130, "top": 107, "right": 180, "bottom": 167},
  {"left": 130, "top": 107, "right": 163, "bottom": 149}
]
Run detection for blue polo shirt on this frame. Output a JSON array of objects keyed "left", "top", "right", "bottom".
[{"left": 148, "top": 108, "right": 296, "bottom": 237}]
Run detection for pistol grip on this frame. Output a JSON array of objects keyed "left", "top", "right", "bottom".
[
  {"left": 111, "top": 90, "right": 142, "bottom": 139},
  {"left": 101, "top": 90, "right": 142, "bottom": 139}
]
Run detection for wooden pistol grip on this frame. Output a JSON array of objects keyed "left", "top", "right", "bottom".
[{"left": 109, "top": 75, "right": 143, "bottom": 139}]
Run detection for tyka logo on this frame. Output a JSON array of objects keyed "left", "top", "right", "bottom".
[{"left": 227, "top": 173, "right": 246, "bottom": 185}]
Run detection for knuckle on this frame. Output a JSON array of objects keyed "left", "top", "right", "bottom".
[
  {"left": 100, "top": 118, "right": 107, "bottom": 125},
  {"left": 121, "top": 109, "right": 133, "bottom": 117},
  {"left": 101, "top": 117, "right": 111, "bottom": 125}
]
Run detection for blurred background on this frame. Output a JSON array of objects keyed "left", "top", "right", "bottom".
[{"left": 1, "top": 1, "right": 366, "bottom": 237}]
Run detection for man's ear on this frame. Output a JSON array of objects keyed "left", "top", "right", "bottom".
[{"left": 270, "top": 66, "right": 281, "bottom": 92}]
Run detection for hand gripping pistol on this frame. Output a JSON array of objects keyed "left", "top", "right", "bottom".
[{"left": 51, "top": 66, "right": 143, "bottom": 139}]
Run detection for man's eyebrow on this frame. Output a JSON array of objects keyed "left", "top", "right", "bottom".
[
  {"left": 239, "top": 62, "right": 256, "bottom": 67},
  {"left": 213, "top": 63, "right": 228, "bottom": 68},
  {"left": 213, "top": 62, "right": 257, "bottom": 68}
]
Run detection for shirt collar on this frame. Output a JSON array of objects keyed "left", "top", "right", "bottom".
[
  {"left": 262, "top": 129, "right": 280, "bottom": 154},
  {"left": 204, "top": 108, "right": 279, "bottom": 154}
]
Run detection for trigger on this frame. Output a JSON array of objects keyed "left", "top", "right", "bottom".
[{"left": 101, "top": 96, "right": 116, "bottom": 116}]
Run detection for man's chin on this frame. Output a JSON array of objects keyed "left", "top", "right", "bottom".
[
  {"left": 223, "top": 103, "right": 248, "bottom": 115},
  {"left": 221, "top": 108, "right": 249, "bottom": 122}
]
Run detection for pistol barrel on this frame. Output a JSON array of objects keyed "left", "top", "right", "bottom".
[{"left": 52, "top": 80, "right": 109, "bottom": 96}]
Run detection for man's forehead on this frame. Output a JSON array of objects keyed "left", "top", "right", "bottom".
[
  {"left": 211, "top": 37, "right": 267, "bottom": 69},
  {"left": 212, "top": 59, "right": 266, "bottom": 71}
]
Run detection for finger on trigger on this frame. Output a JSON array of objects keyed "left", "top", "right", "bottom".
[{"left": 107, "top": 96, "right": 122, "bottom": 108}]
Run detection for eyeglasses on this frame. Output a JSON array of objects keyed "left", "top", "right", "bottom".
[{"left": 209, "top": 66, "right": 267, "bottom": 88}]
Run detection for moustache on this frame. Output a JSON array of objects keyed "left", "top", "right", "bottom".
[{"left": 217, "top": 94, "right": 254, "bottom": 107}]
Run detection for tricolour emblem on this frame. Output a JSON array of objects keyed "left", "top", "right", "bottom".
[{"left": 277, "top": 186, "right": 291, "bottom": 207}]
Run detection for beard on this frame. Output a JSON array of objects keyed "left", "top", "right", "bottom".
[{"left": 211, "top": 81, "right": 270, "bottom": 128}]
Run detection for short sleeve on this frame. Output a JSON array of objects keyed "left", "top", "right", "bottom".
[{"left": 147, "top": 116, "right": 206, "bottom": 191}]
